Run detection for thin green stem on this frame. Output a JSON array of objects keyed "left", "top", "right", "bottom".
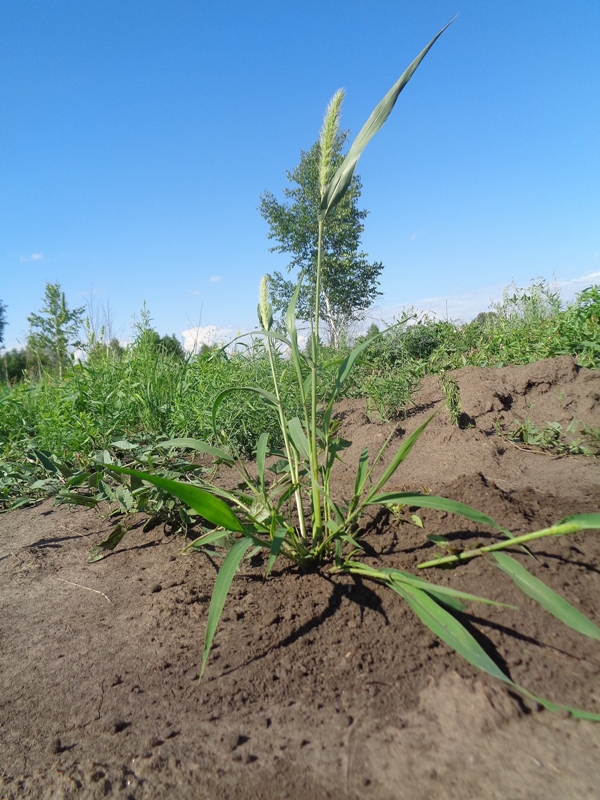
[
  {"left": 309, "top": 220, "right": 325, "bottom": 546},
  {"left": 417, "top": 522, "right": 585, "bottom": 569},
  {"left": 265, "top": 335, "right": 308, "bottom": 543}
]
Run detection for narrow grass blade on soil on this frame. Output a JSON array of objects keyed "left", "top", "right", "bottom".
[
  {"left": 492, "top": 552, "right": 600, "bottom": 641},
  {"left": 369, "top": 491, "right": 511, "bottom": 536},
  {"left": 390, "top": 579, "right": 600, "bottom": 720},
  {"left": 366, "top": 416, "right": 437, "bottom": 499},
  {"left": 391, "top": 581, "right": 511, "bottom": 683},
  {"left": 418, "top": 513, "right": 600, "bottom": 569},
  {"left": 266, "top": 527, "right": 288, "bottom": 577},
  {"left": 201, "top": 537, "right": 255, "bottom": 677}
]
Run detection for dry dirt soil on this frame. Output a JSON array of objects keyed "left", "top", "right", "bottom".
[{"left": 1, "top": 356, "right": 600, "bottom": 800}]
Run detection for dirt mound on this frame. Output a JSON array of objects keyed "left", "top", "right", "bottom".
[{"left": 1, "top": 356, "right": 599, "bottom": 800}]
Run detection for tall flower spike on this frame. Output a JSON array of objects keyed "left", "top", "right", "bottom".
[
  {"left": 319, "top": 89, "right": 345, "bottom": 200},
  {"left": 258, "top": 275, "right": 272, "bottom": 331}
]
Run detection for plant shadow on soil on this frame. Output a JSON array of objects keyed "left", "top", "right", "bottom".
[{"left": 1, "top": 356, "right": 600, "bottom": 800}]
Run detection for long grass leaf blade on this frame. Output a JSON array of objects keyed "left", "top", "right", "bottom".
[
  {"left": 285, "top": 278, "right": 302, "bottom": 340},
  {"left": 288, "top": 417, "right": 310, "bottom": 460},
  {"left": 393, "top": 583, "right": 511, "bottom": 684},
  {"left": 515, "top": 686, "right": 600, "bottom": 721},
  {"left": 218, "top": 328, "right": 291, "bottom": 350},
  {"left": 303, "top": 373, "right": 313, "bottom": 399},
  {"left": 266, "top": 527, "right": 288, "bottom": 577},
  {"left": 558, "top": 513, "right": 600, "bottom": 531},
  {"left": 330, "top": 333, "right": 381, "bottom": 402},
  {"left": 492, "top": 553, "right": 600, "bottom": 641},
  {"left": 346, "top": 562, "right": 600, "bottom": 720},
  {"left": 347, "top": 561, "right": 512, "bottom": 608},
  {"left": 353, "top": 448, "right": 370, "bottom": 499},
  {"left": 367, "top": 415, "right": 436, "bottom": 499},
  {"left": 32, "top": 449, "right": 59, "bottom": 474},
  {"left": 201, "top": 537, "right": 254, "bottom": 677},
  {"left": 105, "top": 465, "right": 244, "bottom": 532},
  {"left": 319, "top": 18, "right": 455, "bottom": 220},
  {"left": 370, "top": 491, "right": 510, "bottom": 536},
  {"left": 389, "top": 571, "right": 512, "bottom": 609},
  {"left": 158, "top": 438, "right": 234, "bottom": 463},
  {"left": 182, "top": 528, "right": 232, "bottom": 554},
  {"left": 256, "top": 432, "right": 269, "bottom": 493}
]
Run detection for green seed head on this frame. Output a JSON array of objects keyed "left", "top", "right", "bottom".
[
  {"left": 258, "top": 275, "right": 272, "bottom": 331},
  {"left": 319, "top": 89, "right": 345, "bottom": 200}
]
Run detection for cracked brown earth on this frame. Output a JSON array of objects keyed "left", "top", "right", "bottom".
[{"left": 1, "top": 356, "right": 600, "bottom": 799}]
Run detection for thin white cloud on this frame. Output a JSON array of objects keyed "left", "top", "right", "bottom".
[
  {"left": 182, "top": 324, "right": 247, "bottom": 352},
  {"left": 371, "top": 271, "right": 600, "bottom": 326},
  {"left": 19, "top": 253, "right": 43, "bottom": 263},
  {"left": 556, "top": 270, "right": 600, "bottom": 288},
  {"left": 209, "top": 276, "right": 222, "bottom": 283}
]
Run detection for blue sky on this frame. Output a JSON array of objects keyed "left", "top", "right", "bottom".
[{"left": 1, "top": 1, "right": 599, "bottom": 350}]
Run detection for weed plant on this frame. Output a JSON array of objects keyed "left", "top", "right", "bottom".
[
  {"left": 80, "top": 21, "right": 600, "bottom": 720},
  {"left": 496, "top": 417, "right": 600, "bottom": 457},
  {"left": 0, "top": 21, "right": 598, "bottom": 720}
]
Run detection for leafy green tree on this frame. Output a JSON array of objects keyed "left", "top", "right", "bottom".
[
  {"left": 27, "top": 283, "right": 85, "bottom": 378},
  {"left": 1, "top": 348, "right": 30, "bottom": 383},
  {"left": 157, "top": 333, "right": 185, "bottom": 360},
  {"left": 132, "top": 304, "right": 185, "bottom": 359},
  {"left": 259, "top": 129, "right": 384, "bottom": 348}
]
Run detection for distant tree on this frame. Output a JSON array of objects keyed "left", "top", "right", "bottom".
[
  {"left": 27, "top": 283, "right": 85, "bottom": 379},
  {"left": 0, "top": 300, "right": 6, "bottom": 347},
  {"left": 131, "top": 305, "right": 184, "bottom": 359},
  {"left": 259, "top": 128, "right": 384, "bottom": 348},
  {"left": 107, "top": 337, "right": 125, "bottom": 357},
  {"left": 473, "top": 311, "right": 497, "bottom": 328},
  {"left": 1, "top": 348, "right": 29, "bottom": 383},
  {"left": 364, "top": 322, "right": 380, "bottom": 339},
  {"left": 157, "top": 333, "right": 185, "bottom": 360}
]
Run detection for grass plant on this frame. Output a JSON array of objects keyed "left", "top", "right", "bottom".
[
  {"left": 495, "top": 417, "right": 600, "bottom": 456},
  {"left": 88, "top": 21, "right": 600, "bottom": 720}
]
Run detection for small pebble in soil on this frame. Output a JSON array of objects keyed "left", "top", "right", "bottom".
[
  {"left": 48, "top": 737, "right": 62, "bottom": 755},
  {"left": 151, "top": 584, "right": 162, "bottom": 593},
  {"left": 105, "top": 719, "right": 130, "bottom": 734},
  {"left": 223, "top": 731, "right": 246, "bottom": 751}
]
